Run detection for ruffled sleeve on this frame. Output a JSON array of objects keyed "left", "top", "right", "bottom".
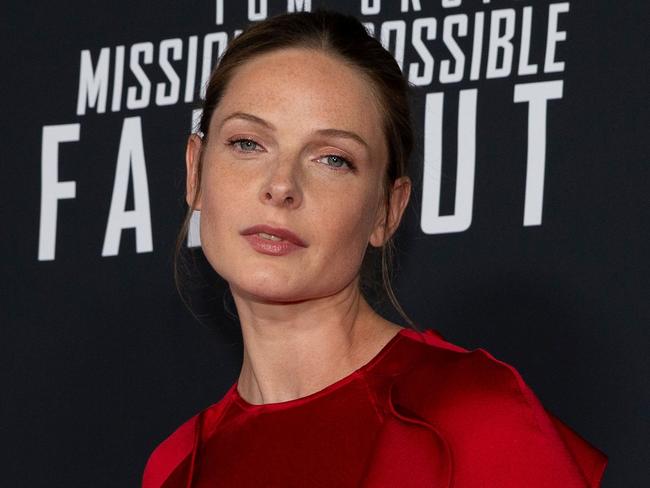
[{"left": 387, "top": 328, "right": 608, "bottom": 487}]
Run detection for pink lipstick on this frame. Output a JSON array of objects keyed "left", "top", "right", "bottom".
[{"left": 241, "top": 224, "right": 308, "bottom": 256}]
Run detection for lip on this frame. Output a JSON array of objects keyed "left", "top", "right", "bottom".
[{"left": 240, "top": 224, "right": 308, "bottom": 256}]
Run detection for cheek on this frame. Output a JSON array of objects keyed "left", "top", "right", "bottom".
[
  {"left": 200, "top": 169, "right": 233, "bottom": 228},
  {"left": 314, "top": 187, "right": 379, "bottom": 264},
  {"left": 199, "top": 151, "right": 251, "bottom": 225},
  {"left": 196, "top": 165, "right": 247, "bottom": 276}
]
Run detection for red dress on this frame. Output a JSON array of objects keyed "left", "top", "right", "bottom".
[{"left": 142, "top": 327, "right": 607, "bottom": 487}]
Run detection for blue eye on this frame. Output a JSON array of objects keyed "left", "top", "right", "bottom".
[
  {"left": 321, "top": 154, "right": 355, "bottom": 171},
  {"left": 229, "top": 138, "right": 260, "bottom": 152}
]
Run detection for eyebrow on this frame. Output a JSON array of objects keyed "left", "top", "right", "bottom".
[
  {"left": 219, "top": 111, "right": 275, "bottom": 132},
  {"left": 314, "top": 128, "right": 369, "bottom": 150},
  {"left": 218, "top": 111, "right": 369, "bottom": 149}
]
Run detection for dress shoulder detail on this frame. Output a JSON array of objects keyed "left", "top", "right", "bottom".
[
  {"left": 359, "top": 377, "right": 453, "bottom": 487},
  {"left": 141, "top": 395, "right": 233, "bottom": 488},
  {"left": 141, "top": 413, "right": 198, "bottom": 488},
  {"left": 388, "top": 327, "right": 608, "bottom": 487}
]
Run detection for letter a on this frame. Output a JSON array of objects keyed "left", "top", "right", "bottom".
[{"left": 102, "top": 116, "right": 153, "bottom": 256}]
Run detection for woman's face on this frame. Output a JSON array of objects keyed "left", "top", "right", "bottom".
[{"left": 186, "top": 47, "right": 409, "bottom": 303}]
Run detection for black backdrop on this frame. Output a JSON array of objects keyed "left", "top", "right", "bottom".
[{"left": 2, "top": 1, "right": 648, "bottom": 486}]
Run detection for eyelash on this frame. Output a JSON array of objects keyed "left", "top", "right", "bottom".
[{"left": 226, "top": 138, "right": 357, "bottom": 172}]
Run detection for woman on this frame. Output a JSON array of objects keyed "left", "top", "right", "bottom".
[{"left": 142, "top": 10, "right": 607, "bottom": 488}]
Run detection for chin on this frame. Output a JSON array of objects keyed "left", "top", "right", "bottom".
[
  {"left": 229, "top": 269, "right": 309, "bottom": 303},
  {"left": 235, "top": 284, "right": 310, "bottom": 304}
]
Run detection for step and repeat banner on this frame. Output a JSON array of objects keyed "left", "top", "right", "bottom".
[{"left": 3, "top": 1, "right": 647, "bottom": 486}]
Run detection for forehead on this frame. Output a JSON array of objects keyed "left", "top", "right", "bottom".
[{"left": 212, "top": 47, "right": 385, "bottom": 147}]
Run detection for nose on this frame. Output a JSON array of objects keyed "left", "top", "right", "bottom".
[{"left": 260, "top": 158, "right": 303, "bottom": 209}]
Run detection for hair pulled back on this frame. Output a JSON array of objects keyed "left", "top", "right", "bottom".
[{"left": 175, "top": 9, "right": 416, "bottom": 328}]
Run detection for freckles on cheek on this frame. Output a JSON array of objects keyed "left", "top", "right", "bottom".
[
  {"left": 198, "top": 174, "right": 229, "bottom": 225},
  {"left": 200, "top": 158, "right": 242, "bottom": 206},
  {"left": 202, "top": 187, "right": 237, "bottom": 227},
  {"left": 325, "top": 201, "right": 377, "bottom": 255}
]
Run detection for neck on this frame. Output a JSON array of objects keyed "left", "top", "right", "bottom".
[{"left": 231, "top": 280, "right": 403, "bottom": 405}]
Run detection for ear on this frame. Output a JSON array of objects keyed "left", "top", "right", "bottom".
[
  {"left": 185, "top": 133, "right": 203, "bottom": 210},
  {"left": 369, "top": 176, "right": 412, "bottom": 247}
]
